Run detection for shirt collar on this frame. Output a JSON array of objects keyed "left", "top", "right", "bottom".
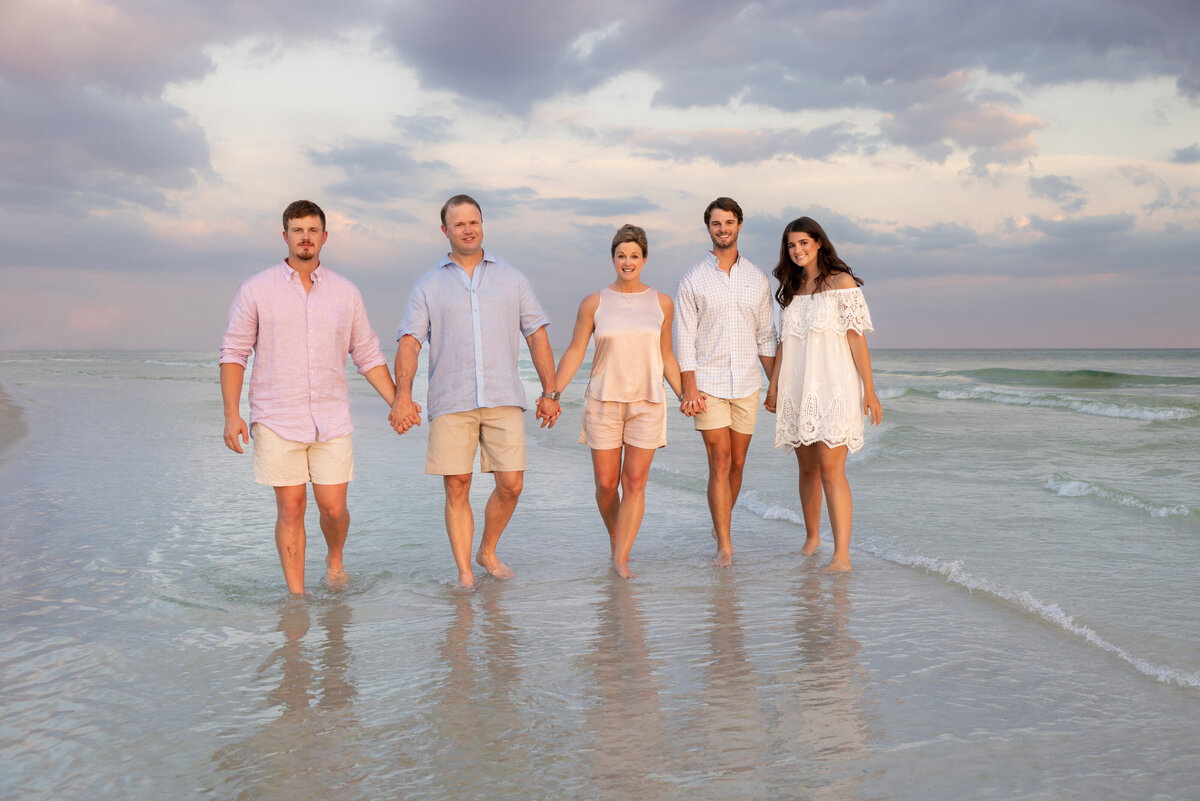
[
  {"left": 438, "top": 250, "right": 493, "bottom": 271},
  {"left": 279, "top": 260, "right": 323, "bottom": 282},
  {"left": 705, "top": 252, "right": 741, "bottom": 271}
]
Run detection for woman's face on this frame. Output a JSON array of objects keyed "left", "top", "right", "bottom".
[
  {"left": 612, "top": 241, "right": 646, "bottom": 285},
  {"left": 787, "top": 230, "right": 821, "bottom": 272}
]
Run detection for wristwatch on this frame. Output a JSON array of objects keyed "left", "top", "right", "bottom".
[{"left": 541, "top": 390, "right": 561, "bottom": 401}]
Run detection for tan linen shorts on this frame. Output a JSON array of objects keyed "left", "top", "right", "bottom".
[
  {"left": 252, "top": 423, "right": 354, "bottom": 486},
  {"left": 694, "top": 390, "right": 760, "bottom": 434},
  {"left": 427, "top": 406, "right": 526, "bottom": 475},
  {"left": 579, "top": 397, "right": 667, "bottom": 450}
]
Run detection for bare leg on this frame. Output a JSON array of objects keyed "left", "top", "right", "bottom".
[
  {"left": 591, "top": 448, "right": 623, "bottom": 556},
  {"left": 700, "top": 428, "right": 735, "bottom": 567},
  {"left": 816, "top": 443, "right": 853, "bottom": 571},
  {"left": 443, "top": 474, "right": 476, "bottom": 588},
  {"left": 273, "top": 484, "right": 308, "bottom": 595},
  {"left": 612, "top": 445, "right": 656, "bottom": 579},
  {"left": 476, "top": 470, "right": 521, "bottom": 580},
  {"left": 312, "top": 482, "right": 350, "bottom": 589},
  {"left": 794, "top": 444, "right": 823, "bottom": 556}
]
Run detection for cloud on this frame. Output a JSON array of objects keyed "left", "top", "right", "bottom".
[
  {"left": 1030, "top": 174, "right": 1086, "bottom": 212},
  {"left": 307, "top": 140, "right": 454, "bottom": 203},
  {"left": 530, "top": 196, "right": 661, "bottom": 217},
  {"left": 616, "top": 123, "right": 863, "bottom": 166},
  {"left": 377, "top": 1, "right": 1197, "bottom": 174},
  {"left": 1170, "top": 144, "right": 1200, "bottom": 164}
]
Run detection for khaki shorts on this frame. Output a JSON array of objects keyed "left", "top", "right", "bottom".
[
  {"left": 252, "top": 423, "right": 354, "bottom": 486},
  {"left": 427, "top": 406, "right": 526, "bottom": 475},
  {"left": 694, "top": 390, "right": 760, "bottom": 435},
  {"left": 580, "top": 397, "right": 667, "bottom": 450}
]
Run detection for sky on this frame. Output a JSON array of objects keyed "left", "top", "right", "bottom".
[{"left": 1, "top": 0, "right": 1199, "bottom": 350}]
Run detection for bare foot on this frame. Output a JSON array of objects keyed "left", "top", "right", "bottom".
[
  {"left": 824, "top": 557, "right": 853, "bottom": 573},
  {"left": 325, "top": 556, "right": 350, "bottom": 589},
  {"left": 612, "top": 559, "right": 638, "bottom": 579},
  {"left": 713, "top": 549, "right": 733, "bottom": 568},
  {"left": 799, "top": 536, "right": 821, "bottom": 556},
  {"left": 325, "top": 568, "right": 351, "bottom": 590},
  {"left": 456, "top": 569, "right": 477, "bottom": 590},
  {"left": 710, "top": 527, "right": 718, "bottom": 541},
  {"left": 476, "top": 553, "right": 515, "bottom": 580}
]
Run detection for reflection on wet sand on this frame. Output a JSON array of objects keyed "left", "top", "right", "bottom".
[
  {"left": 766, "top": 568, "right": 872, "bottom": 799},
  {"left": 424, "top": 582, "right": 536, "bottom": 798},
  {"left": 669, "top": 569, "right": 771, "bottom": 794},
  {"left": 210, "top": 601, "right": 358, "bottom": 799},
  {"left": 581, "top": 579, "right": 670, "bottom": 799}
]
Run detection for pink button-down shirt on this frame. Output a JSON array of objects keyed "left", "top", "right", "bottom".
[{"left": 219, "top": 262, "right": 386, "bottom": 443}]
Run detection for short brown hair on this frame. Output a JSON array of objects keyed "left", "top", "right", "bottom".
[
  {"left": 610, "top": 223, "right": 648, "bottom": 258},
  {"left": 703, "top": 197, "right": 743, "bottom": 225},
  {"left": 440, "top": 194, "right": 483, "bottom": 226},
  {"left": 282, "top": 200, "right": 325, "bottom": 231}
]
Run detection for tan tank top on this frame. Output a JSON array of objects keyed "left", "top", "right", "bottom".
[{"left": 585, "top": 287, "right": 666, "bottom": 403}]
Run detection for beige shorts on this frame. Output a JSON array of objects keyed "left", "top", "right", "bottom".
[
  {"left": 252, "top": 423, "right": 354, "bottom": 486},
  {"left": 694, "top": 390, "right": 760, "bottom": 434},
  {"left": 427, "top": 406, "right": 526, "bottom": 475},
  {"left": 580, "top": 397, "right": 667, "bottom": 450}
]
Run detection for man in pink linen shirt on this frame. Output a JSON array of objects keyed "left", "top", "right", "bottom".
[{"left": 220, "top": 200, "right": 396, "bottom": 595}]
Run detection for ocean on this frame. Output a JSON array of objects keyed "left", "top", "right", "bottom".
[{"left": 1, "top": 349, "right": 1197, "bottom": 800}]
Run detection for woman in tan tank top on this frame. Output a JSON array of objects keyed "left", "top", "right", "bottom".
[{"left": 555, "top": 224, "right": 685, "bottom": 579}]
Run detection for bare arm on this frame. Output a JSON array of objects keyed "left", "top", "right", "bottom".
[
  {"left": 388, "top": 335, "right": 424, "bottom": 434},
  {"left": 526, "top": 325, "right": 561, "bottom": 428},
  {"left": 553, "top": 293, "right": 599, "bottom": 394},
  {"left": 362, "top": 363, "right": 396, "bottom": 406},
  {"left": 846, "top": 330, "right": 882, "bottom": 425},
  {"left": 220, "top": 362, "right": 249, "bottom": 453},
  {"left": 658, "top": 293, "right": 683, "bottom": 400},
  {"left": 764, "top": 344, "right": 782, "bottom": 414}
]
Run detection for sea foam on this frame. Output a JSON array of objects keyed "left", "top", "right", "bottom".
[
  {"left": 936, "top": 386, "right": 1199, "bottom": 421},
  {"left": 1045, "top": 474, "right": 1193, "bottom": 518}
]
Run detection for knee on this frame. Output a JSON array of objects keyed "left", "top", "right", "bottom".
[
  {"left": 621, "top": 468, "right": 650, "bottom": 495},
  {"left": 495, "top": 473, "right": 523, "bottom": 501},
  {"left": 595, "top": 473, "right": 620, "bottom": 498},
  {"left": 317, "top": 498, "right": 348, "bottom": 521},
  {"left": 708, "top": 449, "right": 733, "bottom": 476},
  {"left": 729, "top": 454, "right": 747, "bottom": 476},
  {"left": 276, "top": 495, "right": 307, "bottom": 526},
  {"left": 444, "top": 475, "right": 472, "bottom": 502}
]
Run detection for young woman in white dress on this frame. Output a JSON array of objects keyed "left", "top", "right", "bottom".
[
  {"left": 764, "top": 217, "right": 882, "bottom": 572},
  {"left": 555, "top": 225, "right": 684, "bottom": 579}
]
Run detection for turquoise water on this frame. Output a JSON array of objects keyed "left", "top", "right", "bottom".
[{"left": 1, "top": 349, "right": 1197, "bottom": 799}]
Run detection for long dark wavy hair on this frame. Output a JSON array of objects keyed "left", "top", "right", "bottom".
[{"left": 772, "top": 216, "right": 862, "bottom": 308}]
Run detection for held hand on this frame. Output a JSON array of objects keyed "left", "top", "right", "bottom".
[
  {"left": 763, "top": 387, "right": 777, "bottom": 415},
  {"left": 863, "top": 391, "right": 882, "bottom": 425},
  {"left": 535, "top": 396, "right": 562, "bottom": 428},
  {"left": 388, "top": 399, "right": 423, "bottom": 435},
  {"left": 224, "top": 416, "right": 249, "bottom": 454},
  {"left": 680, "top": 386, "right": 706, "bottom": 417}
]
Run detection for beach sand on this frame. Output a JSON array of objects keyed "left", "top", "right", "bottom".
[{"left": 0, "top": 386, "right": 27, "bottom": 460}]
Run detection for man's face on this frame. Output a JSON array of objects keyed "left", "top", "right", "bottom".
[
  {"left": 282, "top": 215, "right": 327, "bottom": 264},
  {"left": 442, "top": 202, "right": 484, "bottom": 259},
  {"left": 707, "top": 209, "right": 741, "bottom": 252}
]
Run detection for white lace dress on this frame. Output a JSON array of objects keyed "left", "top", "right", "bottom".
[{"left": 774, "top": 287, "right": 874, "bottom": 453}]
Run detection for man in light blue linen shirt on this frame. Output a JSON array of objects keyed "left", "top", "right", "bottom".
[{"left": 390, "top": 194, "right": 561, "bottom": 588}]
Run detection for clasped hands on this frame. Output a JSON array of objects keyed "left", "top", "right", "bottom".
[{"left": 388, "top": 398, "right": 423, "bottom": 434}]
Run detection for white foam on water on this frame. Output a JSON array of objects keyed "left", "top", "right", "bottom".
[
  {"left": 739, "top": 490, "right": 1200, "bottom": 689},
  {"left": 936, "top": 386, "right": 1198, "bottom": 421},
  {"left": 1045, "top": 474, "right": 1193, "bottom": 518}
]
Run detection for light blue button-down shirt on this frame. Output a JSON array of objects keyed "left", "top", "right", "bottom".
[{"left": 399, "top": 251, "right": 550, "bottom": 419}]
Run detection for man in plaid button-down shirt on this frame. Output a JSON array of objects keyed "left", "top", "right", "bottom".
[{"left": 674, "top": 197, "right": 778, "bottom": 567}]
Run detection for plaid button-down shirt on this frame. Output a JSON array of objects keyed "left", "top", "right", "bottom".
[{"left": 673, "top": 253, "right": 778, "bottom": 399}]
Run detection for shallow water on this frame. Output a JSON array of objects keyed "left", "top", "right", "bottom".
[{"left": 1, "top": 350, "right": 1197, "bottom": 800}]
